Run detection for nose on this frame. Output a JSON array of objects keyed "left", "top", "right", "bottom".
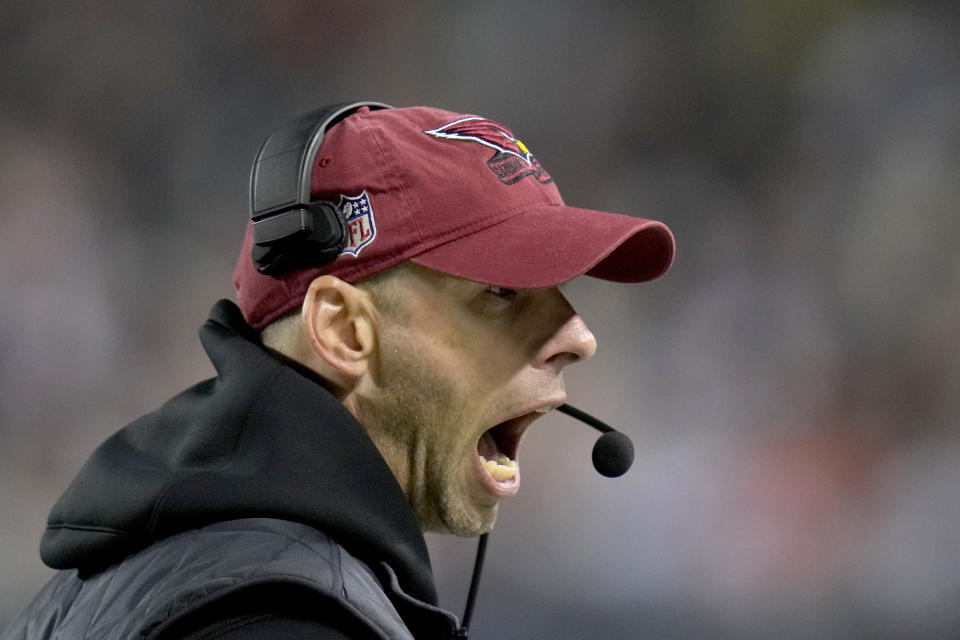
[{"left": 535, "top": 306, "right": 597, "bottom": 372}]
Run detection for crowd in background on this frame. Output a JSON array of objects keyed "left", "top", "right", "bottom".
[{"left": 2, "top": 2, "right": 958, "bottom": 637}]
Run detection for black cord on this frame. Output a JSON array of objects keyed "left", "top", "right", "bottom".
[{"left": 459, "top": 532, "right": 489, "bottom": 637}]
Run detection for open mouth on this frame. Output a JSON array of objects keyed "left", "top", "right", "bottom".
[{"left": 475, "top": 407, "right": 554, "bottom": 496}]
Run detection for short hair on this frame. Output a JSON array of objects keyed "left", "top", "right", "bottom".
[{"left": 259, "top": 309, "right": 301, "bottom": 355}]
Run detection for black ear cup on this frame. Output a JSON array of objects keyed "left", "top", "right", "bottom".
[{"left": 251, "top": 202, "right": 348, "bottom": 275}]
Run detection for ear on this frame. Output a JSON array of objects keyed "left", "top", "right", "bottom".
[{"left": 301, "top": 275, "right": 376, "bottom": 388}]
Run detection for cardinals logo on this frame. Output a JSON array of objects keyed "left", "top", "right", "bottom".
[{"left": 424, "top": 116, "right": 553, "bottom": 185}]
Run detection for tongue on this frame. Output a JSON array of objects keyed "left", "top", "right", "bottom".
[{"left": 477, "top": 430, "right": 499, "bottom": 460}]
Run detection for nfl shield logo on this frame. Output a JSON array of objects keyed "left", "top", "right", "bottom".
[{"left": 338, "top": 191, "right": 376, "bottom": 257}]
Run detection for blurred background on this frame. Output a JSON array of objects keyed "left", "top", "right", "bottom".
[{"left": 2, "top": 1, "right": 958, "bottom": 638}]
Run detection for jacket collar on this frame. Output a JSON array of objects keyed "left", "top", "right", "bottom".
[{"left": 42, "top": 299, "right": 438, "bottom": 605}]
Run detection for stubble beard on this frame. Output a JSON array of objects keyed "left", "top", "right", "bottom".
[{"left": 358, "top": 337, "right": 498, "bottom": 537}]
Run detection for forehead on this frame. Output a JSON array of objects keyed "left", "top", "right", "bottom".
[
  {"left": 364, "top": 263, "right": 573, "bottom": 327},
  {"left": 363, "top": 262, "right": 481, "bottom": 300},
  {"left": 361, "top": 262, "right": 574, "bottom": 310}
]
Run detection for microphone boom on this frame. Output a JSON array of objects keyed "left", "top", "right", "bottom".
[{"left": 557, "top": 404, "right": 634, "bottom": 477}]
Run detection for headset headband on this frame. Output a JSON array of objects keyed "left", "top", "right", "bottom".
[{"left": 248, "top": 101, "right": 393, "bottom": 275}]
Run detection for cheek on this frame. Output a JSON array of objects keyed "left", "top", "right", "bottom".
[{"left": 455, "top": 330, "right": 533, "bottom": 386}]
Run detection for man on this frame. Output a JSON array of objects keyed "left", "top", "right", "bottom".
[{"left": 2, "top": 104, "right": 674, "bottom": 639}]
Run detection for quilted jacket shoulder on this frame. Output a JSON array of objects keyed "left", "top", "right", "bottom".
[{"left": 2, "top": 519, "right": 417, "bottom": 640}]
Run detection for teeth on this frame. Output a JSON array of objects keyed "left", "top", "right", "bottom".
[
  {"left": 479, "top": 454, "right": 518, "bottom": 481},
  {"left": 491, "top": 464, "right": 516, "bottom": 481}
]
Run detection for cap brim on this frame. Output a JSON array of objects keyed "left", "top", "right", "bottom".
[{"left": 409, "top": 204, "right": 675, "bottom": 288}]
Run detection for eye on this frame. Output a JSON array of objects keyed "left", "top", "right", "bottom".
[{"left": 486, "top": 285, "right": 518, "bottom": 300}]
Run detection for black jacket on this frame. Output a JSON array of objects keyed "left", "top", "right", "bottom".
[{"left": 2, "top": 300, "right": 461, "bottom": 639}]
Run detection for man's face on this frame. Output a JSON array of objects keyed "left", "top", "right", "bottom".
[{"left": 354, "top": 265, "right": 597, "bottom": 535}]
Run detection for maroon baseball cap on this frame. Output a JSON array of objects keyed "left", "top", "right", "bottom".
[{"left": 234, "top": 106, "right": 675, "bottom": 329}]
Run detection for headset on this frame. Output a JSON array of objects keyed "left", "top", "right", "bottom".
[{"left": 248, "top": 101, "right": 394, "bottom": 275}]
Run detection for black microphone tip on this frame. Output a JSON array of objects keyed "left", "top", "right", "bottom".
[{"left": 592, "top": 431, "right": 634, "bottom": 478}]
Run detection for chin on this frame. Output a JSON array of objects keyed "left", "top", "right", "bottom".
[{"left": 420, "top": 501, "right": 499, "bottom": 537}]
